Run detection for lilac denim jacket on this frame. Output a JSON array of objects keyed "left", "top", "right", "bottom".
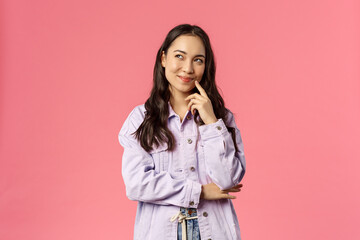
[{"left": 118, "top": 102, "right": 246, "bottom": 240}]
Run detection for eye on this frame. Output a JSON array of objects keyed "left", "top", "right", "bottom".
[
  {"left": 175, "top": 54, "right": 183, "bottom": 59},
  {"left": 195, "top": 58, "right": 204, "bottom": 63}
]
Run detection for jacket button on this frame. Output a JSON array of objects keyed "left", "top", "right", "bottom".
[
  {"left": 203, "top": 212, "right": 208, "bottom": 217},
  {"left": 190, "top": 166, "right": 195, "bottom": 171},
  {"left": 216, "top": 126, "right": 222, "bottom": 130},
  {"left": 187, "top": 138, "right": 192, "bottom": 144},
  {"left": 189, "top": 201, "right": 194, "bottom": 206},
  {"left": 186, "top": 115, "right": 191, "bottom": 120}
]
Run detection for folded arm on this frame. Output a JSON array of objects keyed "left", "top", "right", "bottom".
[{"left": 199, "top": 111, "right": 246, "bottom": 190}]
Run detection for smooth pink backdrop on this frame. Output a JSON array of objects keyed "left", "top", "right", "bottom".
[{"left": 1, "top": 0, "right": 359, "bottom": 239}]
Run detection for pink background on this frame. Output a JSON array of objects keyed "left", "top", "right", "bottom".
[{"left": 1, "top": 0, "right": 359, "bottom": 239}]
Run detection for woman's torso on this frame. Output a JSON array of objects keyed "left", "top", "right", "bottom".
[{"left": 128, "top": 103, "right": 242, "bottom": 240}]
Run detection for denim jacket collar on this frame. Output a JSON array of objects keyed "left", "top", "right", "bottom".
[{"left": 168, "top": 101, "right": 177, "bottom": 119}]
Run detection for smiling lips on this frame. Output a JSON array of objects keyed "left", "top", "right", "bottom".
[{"left": 178, "top": 76, "right": 194, "bottom": 82}]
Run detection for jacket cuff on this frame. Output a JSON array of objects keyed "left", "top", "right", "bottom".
[
  {"left": 184, "top": 179, "right": 202, "bottom": 208},
  {"left": 198, "top": 118, "right": 228, "bottom": 140}
]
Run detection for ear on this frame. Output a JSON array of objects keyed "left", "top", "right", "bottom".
[{"left": 161, "top": 51, "right": 166, "bottom": 67}]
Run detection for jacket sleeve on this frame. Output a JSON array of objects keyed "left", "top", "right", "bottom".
[
  {"left": 118, "top": 107, "right": 202, "bottom": 208},
  {"left": 198, "top": 110, "right": 246, "bottom": 190}
]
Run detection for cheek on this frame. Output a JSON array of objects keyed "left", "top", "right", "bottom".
[
  {"left": 168, "top": 60, "right": 181, "bottom": 71},
  {"left": 164, "top": 62, "right": 173, "bottom": 74},
  {"left": 165, "top": 66, "right": 176, "bottom": 81},
  {"left": 196, "top": 66, "right": 205, "bottom": 76}
]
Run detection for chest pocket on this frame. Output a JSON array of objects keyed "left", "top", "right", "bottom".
[{"left": 149, "top": 145, "right": 169, "bottom": 173}]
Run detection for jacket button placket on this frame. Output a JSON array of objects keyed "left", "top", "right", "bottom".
[{"left": 184, "top": 135, "right": 198, "bottom": 181}]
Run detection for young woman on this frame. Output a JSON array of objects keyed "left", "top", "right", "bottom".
[{"left": 118, "top": 24, "right": 246, "bottom": 240}]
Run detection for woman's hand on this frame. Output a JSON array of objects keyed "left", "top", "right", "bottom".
[
  {"left": 185, "top": 81, "right": 218, "bottom": 125},
  {"left": 200, "top": 182, "right": 243, "bottom": 200}
]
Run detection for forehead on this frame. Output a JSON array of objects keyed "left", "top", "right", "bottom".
[{"left": 168, "top": 35, "right": 205, "bottom": 55}]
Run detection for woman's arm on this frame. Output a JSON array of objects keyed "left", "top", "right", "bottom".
[
  {"left": 118, "top": 107, "right": 202, "bottom": 208},
  {"left": 198, "top": 110, "right": 246, "bottom": 190}
]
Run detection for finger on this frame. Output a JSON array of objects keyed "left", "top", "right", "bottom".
[
  {"left": 194, "top": 80, "right": 208, "bottom": 98},
  {"left": 190, "top": 104, "right": 199, "bottom": 115},
  {"left": 234, "top": 184, "right": 243, "bottom": 189},
  {"left": 184, "top": 93, "right": 198, "bottom": 101},
  {"left": 221, "top": 187, "right": 241, "bottom": 193},
  {"left": 224, "top": 184, "right": 243, "bottom": 191},
  {"left": 226, "top": 188, "right": 241, "bottom": 192},
  {"left": 222, "top": 193, "right": 236, "bottom": 199},
  {"left": 185, "top": 93, "right": 205, "bottom": 101},
  {"left": 187, "top": 98, "right": 201, "bottom": 110},
  {"left": 231, "top": 184, "right": 243, "bottom": 189}
]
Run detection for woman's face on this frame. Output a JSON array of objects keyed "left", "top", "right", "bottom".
[{"left": 161, "top": 34, "right": 206, "bottom": 97}]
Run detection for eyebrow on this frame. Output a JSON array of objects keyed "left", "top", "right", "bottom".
[{"left": 173, "top": 49, "right": 205, "bottom": 58}]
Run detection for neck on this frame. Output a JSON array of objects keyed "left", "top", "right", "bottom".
[
  {"left": 170, "top": 94, "right": 188, "bottom": 108},
  {"left": 169, "top": 86, "right": 191, "bottom": 120}
]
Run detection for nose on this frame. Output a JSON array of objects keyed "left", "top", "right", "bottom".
[{"left": 183, "top": 59, "right": 194, "bottom": 73}]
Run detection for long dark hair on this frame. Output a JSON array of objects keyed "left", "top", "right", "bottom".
[{"left": 133, "top": 24, "right": 238, "bottom": 152}]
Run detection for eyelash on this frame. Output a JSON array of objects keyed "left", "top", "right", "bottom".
[{"left": 175, "top": 54, "right": 204, "bottom": 63}]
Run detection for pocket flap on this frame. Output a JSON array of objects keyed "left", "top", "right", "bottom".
[{"left": 149, "top": 144, "right": 168, "bottom": 154}]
